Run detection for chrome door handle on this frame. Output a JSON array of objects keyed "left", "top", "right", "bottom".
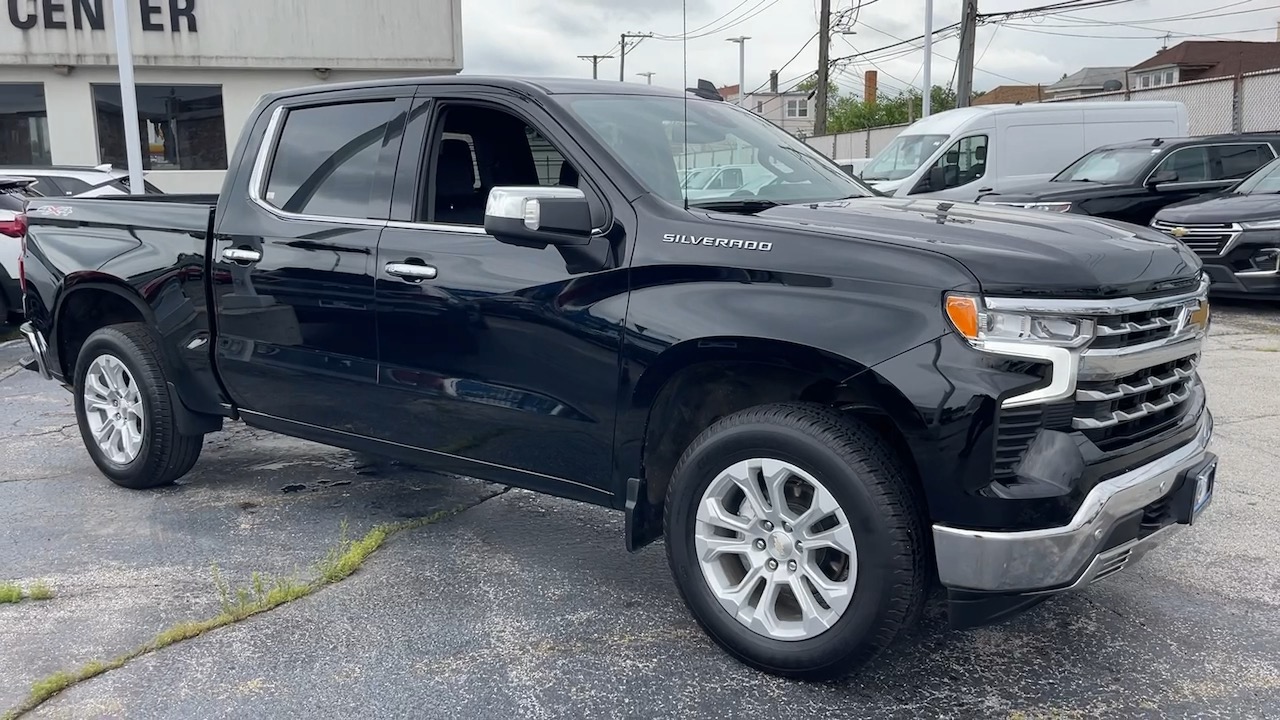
[
  {"left": 385, "top": 262, "right": 438, "bottom": 281},
  {"left": 221, "top": 247, "right": 262, "bottom": 264}
]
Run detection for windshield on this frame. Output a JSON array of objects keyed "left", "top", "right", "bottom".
[
  {"left": 1231, "top": 156, "right": 1280, "bottom": 195},
  {"left": 861, "top": 134, "right": 948, "bottom": 182},
  {"left": 559, "top": 95, "right": 873, "bottom": 207},
  {"left": 1054, "top": 147, "right": 1158, "bottom": 184}
]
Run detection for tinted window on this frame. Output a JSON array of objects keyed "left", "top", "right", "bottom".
[
  {"left": 0, "top": 83, "right": 51, "bottom": 165},
  {"left": 1215, "top": 144, "right": 1274, "bottom": 180},
  {"left": 51, "top": 177, "right": 90, "bottom": 195},
  {"left": 93, "top": 84, "right": 228, "bottom": 170},
  {"left": 1154, "top": 146, "right": 1210, "bottom": 182},
  {"left": 264, "top": 101, "right": 396, "bottom": 218}
]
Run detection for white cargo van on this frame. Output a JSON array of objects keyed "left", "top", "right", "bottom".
[{"left": 862, "top": 101, "right": 1189, "bottom": 201}]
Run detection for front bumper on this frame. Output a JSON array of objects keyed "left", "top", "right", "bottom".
[
  {"left": 933, "top": 411, "right": 1214, "bottom": 594},
  {"left": 19, "top": 322, "right": 52, "bottom": 380}
]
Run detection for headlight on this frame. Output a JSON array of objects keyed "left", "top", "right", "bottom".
[
  {"left": 1241, "top": 219, "right": 1280, "bottom": 230},
  {"left": 945, "top": 294, "right": 1095, "bottom": 349},
  {"left": 1023, "top": 202, "right": 1073, "bottom": 213}
]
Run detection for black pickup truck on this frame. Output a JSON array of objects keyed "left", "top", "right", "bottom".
[{"left": 18, "top": 77, "right": 1217, "bottom": 679}]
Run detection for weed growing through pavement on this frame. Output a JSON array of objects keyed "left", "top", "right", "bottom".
[
  {"left": 3, "top": 493, "right": 501, "bottom": 720},
  {"left": 0, "top": 581, "right": 55, "bottom": 604}
]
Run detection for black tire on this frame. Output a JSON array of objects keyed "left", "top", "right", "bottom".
[
  {"left": 73, "top": 323, "right": 204, "bottom": 489},
  {"left": 664, "top": 402, "right": 926, "bottom": 680}
]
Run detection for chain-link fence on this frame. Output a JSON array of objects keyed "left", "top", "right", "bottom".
[
  {"left": 804, "top": 69, "right": 1280, "bottom": 161},
  {"left": 1049, "top": 75, "right": 1236, "bottom": 136},
  {"left": 1242, "top": 69, "right": 1280, "bottom": 133},
  {"left": 804, "top": 123, "right": 909, "bottom": 160}
]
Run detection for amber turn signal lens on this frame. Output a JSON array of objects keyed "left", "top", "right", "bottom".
[
  {"left": 1189, "top": 300, "right": 1210, "bottom": 330},
  {"left": 945, "top": 295, "right": 980, "bottom": 340}
]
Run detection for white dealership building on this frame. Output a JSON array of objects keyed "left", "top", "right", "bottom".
[{"left": 0, "top": 0, "right": 463, "bottom": 192}]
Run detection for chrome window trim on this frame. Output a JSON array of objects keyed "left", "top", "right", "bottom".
[
  {"left": 984, "top": 274, "right": 1209, "bottom": 316},
  {"left": 386, "top": 220, "right": 487, "bottom": 235},
  {"left": 247, "top": 104, "right": 389, "bottom": 228}
]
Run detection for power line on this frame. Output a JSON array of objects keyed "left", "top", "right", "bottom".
[
  {"left": 1002, "top": 23, "right": 1279, "bottom": 40},
  {"left": 744, "top": 32, "right": 819, "bottom": 96},
  {"left": 652, "top": 0, "right": 782, "bottom": 41},
  {"left": 1035, "top": 0, "right": 1267, "bottom": 26},
  {"left": 854, "top": 20, "right": 1039, "bottom": 86}
]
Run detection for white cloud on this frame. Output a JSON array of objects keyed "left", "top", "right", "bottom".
[{"left": 460, "top": 0, "right": 1280, "bottom": 96}]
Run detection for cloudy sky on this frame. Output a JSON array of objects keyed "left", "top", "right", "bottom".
[{"left": 459, "top": 0, "right": 1280, "bottom": 97}]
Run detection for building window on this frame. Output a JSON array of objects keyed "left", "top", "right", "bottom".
[
  {"left": 1165, "top": 70, "right": 1175, "bottom": 85},
  {"left": 1140, "top": 75, "right": 1152, "bottom": 88},
  {"left": 93, "top": 84, "right": 228, "bottom": 170},
  {"left": 755, "top": 101, "right": 763, "bottom": 113},
  {"left": 0, "top": 83, "right": 52, "bottom": 165},
  {"left": 785, "top": 98, "right": 809, "bottom": 118}
]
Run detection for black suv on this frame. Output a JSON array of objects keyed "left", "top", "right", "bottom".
[
  {"left": 978, "top": 134, "right": 1280, "bottom": 227},
  {"left": 1152, "top": 155, "right": 1280, "bottom": 297}
]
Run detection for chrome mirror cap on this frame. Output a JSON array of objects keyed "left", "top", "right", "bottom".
[{"left": 486, "top": 186, "right": 586, "bottom": 230}]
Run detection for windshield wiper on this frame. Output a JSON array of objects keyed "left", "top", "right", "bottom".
[{"left": 688, "top": 199, "right": 781, "bottom": 213}]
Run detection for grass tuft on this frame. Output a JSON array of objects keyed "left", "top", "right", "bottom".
[
  {"left": 0, "top": 584, "right": 21, "bottom": 604},
  {"left": 4, "top": 494, "right": 496, "bottom": 720},
  {"left": 26, "top": 582, "right": 53, "bottom": 601}
]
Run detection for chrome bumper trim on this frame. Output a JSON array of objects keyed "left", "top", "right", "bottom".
[
  {"left": 19, "top": 322, "right": 51, "bottom": 380},
  {"left": 932, "top": 411, "right": 1213, "bottom": 593}
]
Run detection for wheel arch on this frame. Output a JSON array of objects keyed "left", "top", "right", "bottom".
[{"left": 624, "top": 336, "right": 930, "bottom": 551}]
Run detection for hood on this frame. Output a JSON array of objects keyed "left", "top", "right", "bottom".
[
  {"left": 725, "top": 197, "right": 1201, "bottom": 298},
  {"left": 1155, "top": 192, "right": 1280, "bottom": 225},
  {"left": 978, "top": 179, "right": 1129, "bottom": 205},
  {"left": 869, "top": 178, "right": 907, "bottom": 194}
]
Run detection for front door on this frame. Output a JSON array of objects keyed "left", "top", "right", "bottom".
[
  {"left": 212, "top": 90, "right": 409, "bottom": 435},
  {"left": 372, "top": 93, "right": 627, "bottom": 502}
]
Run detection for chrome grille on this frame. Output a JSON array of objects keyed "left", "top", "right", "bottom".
[
  {"left": 1150, "top": 220, "right": 1241, "bottom": 256},
  {"left": 1073, "top": 290, "right": 1205, "bottom": 450}
]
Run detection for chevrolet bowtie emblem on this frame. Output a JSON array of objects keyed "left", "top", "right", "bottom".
[{"left": 1171, "top": 226, "right": 1188, "bottom": 238}]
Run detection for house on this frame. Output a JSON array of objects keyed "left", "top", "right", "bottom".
[
  {"left": 1128, "top": 41, "right": 1280, "bottom": 89},
  {"left": 972, "top": 85, "right": 1043, "bottom": 105},
  {"left": 1043, "top": 67, "right": 1128, "bottom": 99},
  {"left": 717, "top": 84, "right": 740, "bottom": 103}
]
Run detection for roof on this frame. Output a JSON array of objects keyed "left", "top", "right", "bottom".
[
  {"left": 972, "top": 85, "right": 1042, "bottom": 105},
  {"left": 1045, "top": 67, "right": 1128, "bottom": 93},
  {"left": 267, "top": 75, "right": 693, "bottom": 104},
  {"left": 717, "top": 84, "right": 740, "bottom": 97},
  {"left": 1095, "top": 133, "right": 1280, "bottom": 152},
  {"left": 1129, "top": 41, "right": 1280, "bottom": 79},
  {"left": 900, "top": 100, "right": 1184, "bottom": 135},
  {"left": 0, "top": 165, "right": 123, "bottom": 177}
]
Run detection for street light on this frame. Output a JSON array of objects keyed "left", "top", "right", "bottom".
[
  {"left": 636, "top": 72, "right": 655, "bottom": 85},
  {"left": 726, "top": 36, "right": 750, "bottom": 106}
]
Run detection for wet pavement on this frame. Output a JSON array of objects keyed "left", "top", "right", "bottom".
[{"left": 1, "top": 305, "right": 1278, "bottom": 719}]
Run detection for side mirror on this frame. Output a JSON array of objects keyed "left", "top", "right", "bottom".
[
  {"left": 1148, "top": 169, "right": 1179, "bottom": 187},
  {"left": 484, "top": 186, "right": 593, "bottom": 248}
]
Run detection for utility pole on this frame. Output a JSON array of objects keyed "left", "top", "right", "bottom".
[
  {"left": 111, "top": 0, "right": 145, "bottom": 194},
  {"left": 636, "top": 71, "right": 655, "bottom": 85},
  {"left": 578, "top": 54, "right": 613, "bottom": 80},
  {"left": 922, "top": 0, "right": 933, "bottom": 118},
  {"left": 619, "top": 32, "right": 653, "bottom": 82},
  {"left": 955, "top": 0, "right": 979, "bottom": 108},
  {"left": 726, "top": 37, "right": 750, "bottom": 106},
  {"left": 815, "top": 0, "right": 831, "bottom": 135}
]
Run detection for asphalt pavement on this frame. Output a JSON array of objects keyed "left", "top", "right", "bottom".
[{"left": 1, "top": 303, "right": 1278, "bottom": 719}]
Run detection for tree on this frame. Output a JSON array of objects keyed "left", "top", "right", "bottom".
[{"left": 824, "top": 85, "right": 984, "bottom": 133}]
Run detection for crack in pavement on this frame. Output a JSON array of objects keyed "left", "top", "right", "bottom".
[
  {"left": 4, "top": 483, "right": 514, "bottom": 720},
  {"left": 7, "top": 424, "right": 77, "bottom": 440}
]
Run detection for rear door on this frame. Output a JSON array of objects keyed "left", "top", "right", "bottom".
[
  {"left": 369, "top": 88, "right": 629, "bottom": 502},
  {"left": 211, "top": 87, "right": 411, "bottom": 435}
]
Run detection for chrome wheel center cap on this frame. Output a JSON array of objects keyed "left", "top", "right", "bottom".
[{"left": 768, "top": 531, "right": 794, "bottom": 559}]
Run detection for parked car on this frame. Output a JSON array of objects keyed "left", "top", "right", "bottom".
[
  {"left": 0, "top": 164, "right": 164, "bottom": 198},
  {"left": 18, "top": 76, "right": 1216, "bottom": 680},
  {"left": 1151, "top": 154, "right": 1280, "bottom": 297},
  {"left": 0, "top": 176, "right": 39, "bottom": 324},
  {"left": 682, "top": 163, "right": 774, "bottom": 201},
  {"left": 978, "top": 134, "right": 1280, "bottom": 227},
  {"left": 862, "top": 101, "right": 1187, "bottom": 201}
]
